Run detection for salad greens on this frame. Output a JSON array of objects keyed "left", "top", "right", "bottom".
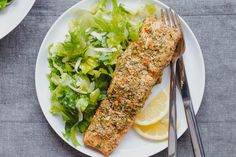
[
  {"left": 48, "top": 0, "right": 156, "bottom": 146},
  {"left": 0, "top": 0, "right": 12, "bottom": 9}
]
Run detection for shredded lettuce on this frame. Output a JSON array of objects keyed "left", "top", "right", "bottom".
[
  {"left": 0, "top": 0, "right": 12, "bottom": 9},
  {"left": 48, "top": 0, "right": 156, "bottom": 146}
]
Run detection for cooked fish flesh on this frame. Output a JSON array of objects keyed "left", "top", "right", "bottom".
[{"left": 84, "top": 16, "right": 181, "bottom": 156}]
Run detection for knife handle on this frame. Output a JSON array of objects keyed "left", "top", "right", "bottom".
[
  {"left": 168, "top": 61, "right": 178, "bottom": 157},
  {"left": 183, "top": 99, "right": 205, "bottom": 157}
]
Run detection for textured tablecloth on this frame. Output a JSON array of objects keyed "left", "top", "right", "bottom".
[{"left": 0, "top": 0, "right": 235, "bottom": 156}]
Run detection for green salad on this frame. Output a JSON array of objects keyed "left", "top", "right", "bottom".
[
  {"left": 48, "top": 0, "right": 156, "bottom": 146},
  {"left": 0, "top": 0, "right": 12, "bottom": 9}
]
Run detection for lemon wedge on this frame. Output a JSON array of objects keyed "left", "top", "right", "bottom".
[
  {"left": 133, "top": 117, "right": 169, "bottom": 141},
  {"left": 133, "top": 116, "right": 180, "bottom": 141},
  {"left": 134, "top": 89, "right": 169, "bottom": 126}
]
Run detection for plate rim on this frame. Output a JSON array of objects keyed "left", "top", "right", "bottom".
[
  {"left": 35, "top": 0, "right": 205, "bottom": 156},
  {"left": 0, "top": 0, "right": 36, "bottom": 39}
]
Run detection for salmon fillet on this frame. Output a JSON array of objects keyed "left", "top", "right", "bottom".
[{"left": 84, "top": 16, "right": 181, "bottom": 156}]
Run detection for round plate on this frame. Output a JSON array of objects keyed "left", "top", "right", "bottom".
[
  {"left": 0, "top": 0, "right": 35, "bottom": 39},
  {"left": 35, "top": 0, "right": 205, "bottom": 156}
]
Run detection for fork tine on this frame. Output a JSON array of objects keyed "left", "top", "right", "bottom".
[
  {"left": 174, "top": 11, "right": 183, "bottom": 33},
  {"left": 165, "top": 8, "right": 171, "bottom": 26},
  {"left": 169, "top": 8, "right": 177, "bottom": 28},
  {"left": 174, "top": 11, "right": 180, "bottom": 26},
  {"left": 161, "top": 9, "right": 165, "bottom": 24}
]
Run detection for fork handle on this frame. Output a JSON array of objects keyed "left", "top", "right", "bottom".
[
  {"left": 168, "top": 61, "right": 178, "bottom": 157},
  {"left": 183, "top": 99, "right": 205, "bottom": 157}
]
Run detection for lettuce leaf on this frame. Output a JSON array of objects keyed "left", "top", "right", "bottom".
[{"left": 0, "top": 0, "right": 8, "bottom": 9}]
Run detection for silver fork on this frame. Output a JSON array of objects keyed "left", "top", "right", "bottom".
[
  {"left": 162, "top": 8, "right": 205, "bottom": 157},
  {"left": 161, "top": 8, "right": 185, "bottom": 157}
]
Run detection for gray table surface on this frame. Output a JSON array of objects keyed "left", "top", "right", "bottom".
[{"left": 0, "top": 0, "right": 235, "bottom": 156}]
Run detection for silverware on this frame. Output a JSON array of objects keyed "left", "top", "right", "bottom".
[
  {"left": 176, "top": 58, "right": 206, "bottom": 157},
  {"left": 170, "top": 6, "right": 205, "bottom": 156},
  {"left": 161, "top": 8, "right": 184, "bottom": 157}
]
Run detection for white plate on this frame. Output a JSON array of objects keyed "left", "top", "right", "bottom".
[
  {"left": 35, "top": 0, "right": 205, "bottom": 156},
  {"left": 0, "top": 0, "right": 35, "bottom": 39}
]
